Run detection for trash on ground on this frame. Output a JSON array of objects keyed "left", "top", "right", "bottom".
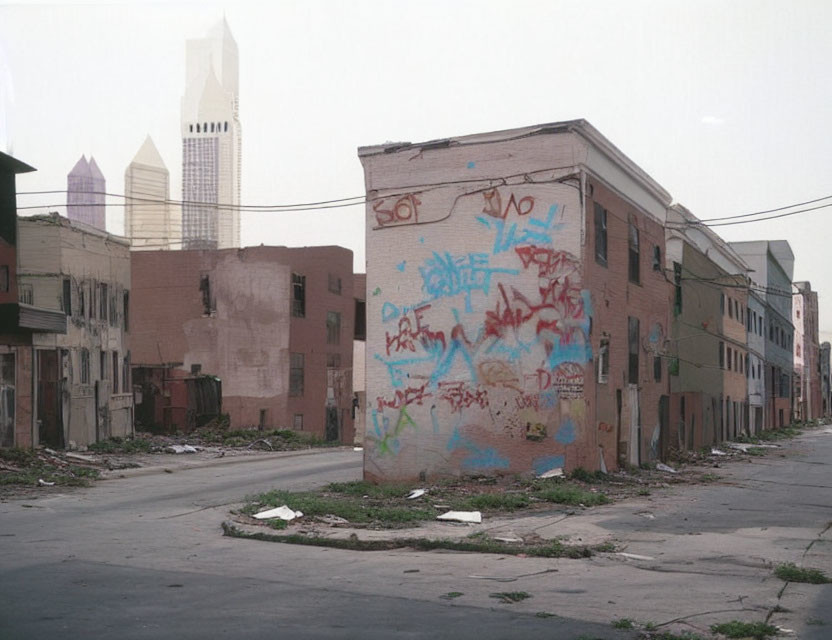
[
  {"left": 436, "top": 510, "right": 482, "bottom": 524},
  {"left": 166, "top": 444, "right": 198, "bottom": 454},
  {"left": 37, "top": 478, "right": 55, "bottom": 487},
  {"left": 494, "top": 535, "right": 524, "bottom": 544},
  {"left": 318, "top": 514, "right": 349, "bottom": 525},
  {"left": 636, "top": 511, "right": 656, "bottom": 519},
  {"left": 538, "top": 467, "right": 564, "bottom": 479},
  {"left": 710, "top": 448, "right": 727, "bottom": 456},
  {"left": 656, "top": 462, "right": 677, "bottom": 474},
  {"left": 353, "top": 447, "right": 363, "bottom": 452},
  {"left": 617, "top": 552, "right": 655, "bottom": 561},
  {"left": 406, "top": 489, "right": 426, "bottom": 500},
  {"left": 253, "top": 505, "right": 303, "bottom": 521}
]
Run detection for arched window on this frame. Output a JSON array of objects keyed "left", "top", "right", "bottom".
[
  {"left": 210, "top": 123, "right": 215, "bottom": 132},
  {"left": 196, "top": 123, "right": 200, "bottom": 133},
  {"left": 189, "top": 124, "right": 193, "bottom": 133},
  {"left": 224, "top": 121, "right": 228, "bottom": 132}
]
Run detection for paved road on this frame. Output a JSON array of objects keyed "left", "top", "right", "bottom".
[{"left": 2, "top": 432, "right": 831, "bottom": 639}]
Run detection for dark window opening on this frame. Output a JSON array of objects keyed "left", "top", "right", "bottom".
[
  {"left": 727, "top": 346, "right": 732, "bottom": 370},
  {"left": 327, "top": 353, "right": 341, "bottom": 368},
  {"left": 63, "top": 278, "right": 72, "bottom": 316},
  {"left": 80, "top": 349, "right": 90, "bottom": 384},
  {"left": 673, "top": 262, "right": 682, "bottom": 315},
  {"left": 259, "top": 409, "right": 268, "bottom": 430},
  {"left": 628, "top": 316, "right": 639, "bottom": 384},
  {"left": 189, "top": 124, "right": 194, "bottom": 133},
  {"left": 123, "top": 353, "right": 130, "bottom": 392},
  {"left": 354, "top": 299, "right": 366, "bottom": 340},
  {"left": 199, "top": 274, "right": 214, "bottom": 315},
  {"left": 653, "top": 355, "right": 662, "bottom": 382},
  {"left": 191, "top": 364, "right": 202, "bottom": 375},
  {"left": 719, "top": 341, "right": 725, "bottom": 369},
  {"left": 720, "top": 293, "right": 725, "bottom": 314},
  {"left": 123, "top": 291, "right": 129, "bottom": 332},
  {"left": 0, "top": 265, "right": 8, "bottom": 292},
  {"left": 224, "top": 121, "right": 228, "bottom": 132},
  {"left": 628, "top": 221, "right": 640, "bottom": 284},
  {"left": 112, "top": 352, "right": 119, "bottom": 394},
  {"left": 196, "top": 123, "right": 200, "bottom": 133},
  {"left": 100, "top": 349, "right": 106, "bottom": 381},
  {"left": 594, "top": 203, "right": 607, "bottom": 266},
  {"left": 598, "top": 338, "right": 610, "bottom": 383},
  {"left": 292, "top": 273, "right": 306, "bottom": 317},
  {"left": 99, "top": 283, "right": 108, "bottom": 321},
  {"left": 652, "top": 245, "right": 661, "bottom": 271}
]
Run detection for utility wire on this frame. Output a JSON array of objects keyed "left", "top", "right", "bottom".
[{"left": 696, "top": 193, "right": 832, "bottom": 222}]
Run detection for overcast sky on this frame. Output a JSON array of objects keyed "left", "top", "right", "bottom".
[{"left": 1, "top": 0, "right": 831, "bottom": 337}]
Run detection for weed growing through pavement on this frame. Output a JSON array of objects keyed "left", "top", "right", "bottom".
[
  {"left": 611, "top": 618, "right": 635, "bottom": 629},
  {"left": 710, "top": 620, "right": 777, "bottom": 639},
  {"left": 489, "top": 591, "right": 531, "bottom": 604},
  {"left": 440, "top": 592, "right": 463, "bottom": 600},
  {"left": 774, "top": 562, "right": 831, "bottom": 584}
]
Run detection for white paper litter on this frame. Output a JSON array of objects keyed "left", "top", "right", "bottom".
[
  {"left": 617, "top": 552, "right": 655, "bottom": 561},
  {"left": 37, "top": 478, "right": 55, "bottom": 486},
  {"left": 436, "top": 510, "right": 482, "bottom": 524},
  {"left": 599, "top": 448, "right": 608, "bottom": 474},
  {"left": 166, "top": 444, "right": 198, "bottom": 454},
  {"left": 538, "top": 467, "right": 564, "bottom": 479},
  {"left": 726, "top": 441, "right": 779, "bottom": 452},
  {"left": 406, "top": 489, "right": 426, "bottom": 500},
  {"left": 494, "top": 536, "right": 523, "bottom": 544},
  {"left": 656, "top": 462, "right": 677, "bottom": 474},
  {"left": 253, "top": 505, "right": 303, "bottom": 521},
  {"left": 710, "top": 448, "right": 727, "bottom": 456},
  {"left": 353, "top": 447, "right": 363, "bottom": 451}
]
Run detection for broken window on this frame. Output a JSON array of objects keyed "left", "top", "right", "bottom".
[
  {"left": 112, "top": 352, "right": 119, "bottom": 394},
  {"left": 652, "top": 245, "right": 661, "bottom": 272},
  {"left": 63, "top": 278, "right": 72, "bottom": 316},
  {"left": 289, "top": 353, "right": 304, "bottom": 397},
  {"left": 628, "top": 220, "right": 640, "bottom": 284},
  {"left": 328, "top": 273, "right": 342, "bottom": 295},
  {"left": 123, "top": 291, "right": 129, "bottom": 332},
  {"left": 199, "top": 274, "right": 215, "bottom": 315},
  {"left": 627, "top": 316, "right": 639, "bottom": 384},
  {"left": 597, "top": 338, "right": 609, "bottom": 384},
  {"left": 594, "top": 203, "right": 607, "bottom": 266},
  {"left": 292, "top": 273, "right": 306, "bottom": 318},
  {"left": 326, "top": 311, "right": 341, "bottom": 345},
  {"left": 326, "top": 353, "right": 341, "bottom": 368}
]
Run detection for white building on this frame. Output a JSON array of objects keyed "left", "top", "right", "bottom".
[
  {"left": 180, "top": 19, "right": 241, "bottom": 250},
  {"left": 125, "top": 136, "right": 181, "bottom": 251},
  {"left": 17, "top": 214, "right": 132, "bottom": 448}
]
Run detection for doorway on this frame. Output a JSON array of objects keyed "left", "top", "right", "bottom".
[
  {"left": 325, "top": 406, "right": 339, "bottom": 442},
  {"left": 37, "top": 349, "right": 63, "bottom": 448}
]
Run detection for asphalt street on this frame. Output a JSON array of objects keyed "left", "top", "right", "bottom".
[{"left": 1, "top": 431, "right": 831, "bottom": 639}]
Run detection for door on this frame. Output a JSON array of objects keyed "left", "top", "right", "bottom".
[
  {"left": 37, "top": 349, "right": 63, "bottom": 448},
  {"left": 628, "top": 384, "right": 640, "bottom": 466},
  {"left": 325, "top": 406, "right": 339, "bottom": 442},
  {"left": 0, "top": 353, "right": 15, "bottom": 448}
]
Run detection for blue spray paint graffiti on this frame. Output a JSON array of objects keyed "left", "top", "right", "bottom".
[
  {"left": 533, "top": 455, "right": 566, "bottom": 475},
  {"left": 555, "top": 418, "right": 576, "bottom": 444},
  {"left": 381, "top": 302, "right": 400, "bottom": 323},
  {"left": 477, "top": 204, "right": 564, "bottom": 254},
  {"left": 447, "top": 428, "right": 510, "bottom": 470},
  {"left": 419, "top": 251, "right": 518, "bottom": 313}
]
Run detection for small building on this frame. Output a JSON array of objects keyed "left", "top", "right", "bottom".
[
  {"left": 358, "top": 120, "right": 673, "bottom": 482},
  {"left": 793, "top": 281, "right": 821, "bottom": 421},
  {"left": 353, "top": 273, "right": 366, "bottom": 445},
  {"left": 747, "top": 291, "right": 767, "bottom": 433},
  {"left": 820, "top": 341, "right": 830, "bottom": 417},
  {"left": 130, "top": 246, "right": 356, "bottom": 443},
  {"left": 0, "top": 153, "right": 67, "bottom": 448},
  {"left": 17, "top": 213, "right": 133, "bottom": 448}
]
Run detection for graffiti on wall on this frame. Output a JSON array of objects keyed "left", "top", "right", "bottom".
[{"left": 368, "top": 185, "right": 592, "bottom": 476}]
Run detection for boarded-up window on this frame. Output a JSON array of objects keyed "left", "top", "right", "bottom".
[
  {"left": 292, "top": 273, "right": 305, "bottom": 317},
  {"left": 293, "top": 414, "right": 303, "bottom": 430},
  {"left": 594, "top": 203, "right": 607, "bottom": 266},
  {"left": 289, "top": 353, "right": 304, "bottom": 396},
  {"left": 628, "top": 316, "right": 639, "bottom": 384},
  {"left": 326, "top": 311, "right": 341, "bottom": 345}
]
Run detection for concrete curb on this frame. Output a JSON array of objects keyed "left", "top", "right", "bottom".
[{"left": 99, "top": 446, "right": 358, "bottom": 480}]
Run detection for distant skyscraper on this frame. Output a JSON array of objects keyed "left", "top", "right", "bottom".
[
  {"left": 180, "top": 19, "right": 241, "bottom": 250},
  {"left": 125, "top": 135, "right": 181, "bottom": 251},
  {"left": 67, "top": 155, "right": 106, "bottom": 230}
]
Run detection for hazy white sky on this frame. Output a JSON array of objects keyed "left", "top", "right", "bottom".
[{"left": 1, "top": 0, "right": 831, "bottom": 335}]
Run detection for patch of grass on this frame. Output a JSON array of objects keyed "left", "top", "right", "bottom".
[
  {"left": 806, "top": 618, "right": 826, "bottom": 626},
  {"left": 570, "top": 467, "right": 609, "bottom": 483},
  {"left": 611, "top": 618, "right": 635, "bottom": 629},
  {"left": 326, "top": 480, "right": 411, "bottom": 499},
  {"left": 638, "top": 488, "right": 651, "bottom": 496},
  {"left": 710, "top": 620, "right": 777, "bottom": 639},
  {"left": 222, "top": 521, "right": 605, "bottom": 558},
  {"left": 774, "top": 562, "right": 831, "bottom": 584},
  {"left": 489, "top": 591, "right": 531, "bottom": 604},
  {"left": 266, "top": 518, "right": 288, "bottom": 530},
  {"left": 649, "top": 632, "right": 704, "bottom": 640},
  {"left": 533, "top": 484, "right": 610, "bottom": 507},
  {"left": 440, "top": 591, "right": 463, "bottom": 599},
  {"left": 700, "top": 473, "right": 719, "bottom": 482},
  {"left": 746, "top": 447, "right": 766, "bottom": 456},
  {"left": 243, "top": 489, "right": 435, "bottom": 526},
  {"left": 0, "top": 448, "right": 99, "bottom": 487},
  {"left": 535, "top": 612, "right": 557, "bottom": 618},
  {"left": 0, "top": 448, "right": 37, "bottom": 465},
  {"left": 452, "top": 492, "right": 531, "bottom": 511},
  {"left": 88, "top": 436, "right": 153, "bottom": 454}
]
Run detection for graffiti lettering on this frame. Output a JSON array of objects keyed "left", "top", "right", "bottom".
[
  {"left": 477, "top": 204, "right": 563, "bottom": 254},
  {"left": 420, "top": 251, "right": 518, "bottom": 312},
  {"left": 373, "top": 194, "right": 421, "bottom": 227},
  {"left": 385, "top": 304, "right": 446, "bottom": 356},
  {"left": 438, "top": 381, "right": 489, "bottom": 413},
  {"left": 481, "top": 189, "right": 535, "bottom": 220},
  {"left": 376, "top": 383, "right": 433, "bottom": 413},
  {"left": 477, "top": 359, "right": 521, "bottom": 391}
]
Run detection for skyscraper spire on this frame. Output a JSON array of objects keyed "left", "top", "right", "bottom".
[{"left": 67, "top": 154, "right": 106, "bottom": 231}]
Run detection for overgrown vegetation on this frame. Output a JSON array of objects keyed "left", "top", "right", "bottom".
[
  {"left": 193, "top": 427, "right": 330, "bottom": 449},
  {"left": 88, "top": 436, "right": 153, "bottom": 454},
  {"left": 0, "top": 448, "right": 99, "bottom": 487},
  {"left": 489, "top": 591, "right": 532, "bottom": 603},
  {"left": 774, "top": 562, "right": 831, "bottom": 584},
  {"left": 710, "top": 620, "right": 777, "bottom": 639},
  {"left": 611, "top": 618, "right": 635, "bottom": 629},
  {"left": 644, "top": 632, "right": 704, "bottom": 640}
]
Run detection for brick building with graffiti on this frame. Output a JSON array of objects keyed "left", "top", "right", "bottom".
[{"left": 358, "top": 120, "right": 673, "bottom": 481}]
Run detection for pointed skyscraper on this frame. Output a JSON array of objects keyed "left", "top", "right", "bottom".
[
  {"left": 67, "top": 154, "right": 106, "bottom": 231},
  {"left": 180, "top": 19, "right": 241, "bottom": 250},
  {"left": 125, "top": 135, "right": 180, "bottom": 250}
]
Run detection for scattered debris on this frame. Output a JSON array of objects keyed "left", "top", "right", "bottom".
[
  {"left": 318, "top": 515, "right": 350, "bottom": 526},
  {"left": 538, "top": 467, "right": 564, "bottom": 479},
  {"left": 440, "top": 591, "right": 464, "bottom": 600},
  {"left": 253, "top": 505, "right": 303, "bottom": 521},
  {"left": 353, "top": 447, "right": 364, "bottom": 452},
  {"left": 37, "top": 479, "right": 55, "bottom": 487},
  {"left": 656, "top": 462, "right": 678, "bottom": 474},
  {"left": 406, "top": 489, "right": 426, "bottom": 500},
  {"left": 617, "top": 552, "right": 655, "bottom": 561},
  {"left": 490, "top": 591, "right": 532, "bottom": 604},
  {"left": 711, "top": 448, "right": 728, "bottom": 456},
  {"left": 166, "top": 444, "right": 199, "bottom": 454},
  {"left": 436, "top": 510, "right": 482, "bottom": 524},
  {"left": 494, "top": 535, "right": 524, "bottom": 544},
  {"left": 246, "top": 439, "right": 273, "bottom": 451}
]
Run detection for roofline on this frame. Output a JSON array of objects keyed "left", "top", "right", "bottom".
[
  {"left": 668, "top": 203, "right": 751, "bottom": 273},
  {"left": 21, "top": 212, "right": 130, "bottom": 247},
  {"left": 358, "top": 119, "right": 672, "bottom": 206},
  {"left": 0, "top": 151, "right": 36, "bottom": 174}
]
